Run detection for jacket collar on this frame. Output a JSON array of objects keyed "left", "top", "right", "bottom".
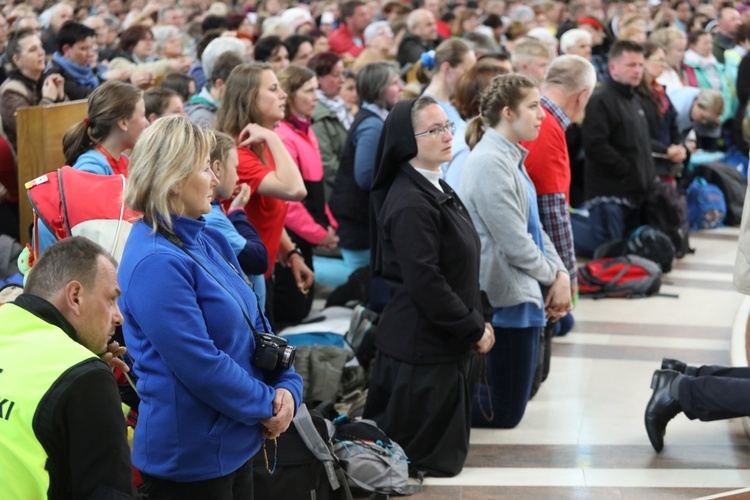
[
  {"left": 401, "top": 163, "right": 452, "bottom": 204},
  {"left": 606, "top": 77, "right": 636, "bottom": 98},
  {"left": 159, "top": 214, "right": 208, "bottom": 249},
  {"left": 14, "top": 293, "right": 80, "bottom": 343},
  {"left": 481, "top": 127, "right": 528, "bottom": 167}
]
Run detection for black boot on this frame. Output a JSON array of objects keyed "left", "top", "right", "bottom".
[
  {"left": 645, "top": 369, "right": 683, "bottom": 452},
  {"left": 661, "top": 358, "right": 687, "bottom": 373}
]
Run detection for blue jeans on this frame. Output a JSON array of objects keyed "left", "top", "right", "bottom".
[
  {"left": 574, "top": 202, "right": 642, "bottom": 257},
  {"left": 312, "top": 255, "right": 351, "bottom": 288},
  {"left": 340, "top": 247, "right": 370, "bottom": 274},
  {"left": 472, "top": 326, "right": 541, "bottom": 428}
]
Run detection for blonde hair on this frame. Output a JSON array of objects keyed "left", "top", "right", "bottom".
[
  {"left": 695, "top": 88, "right": 725, "bottom": 117},
  {"left": 465, "top": 73, "right": 537, "bottom": 150},
  {"left": 211, "top": 131, "right": 237, "bottom": 167},
  {"left": 649, "top": 27, "right": 686, "bottom": 51},
  {"left": 510, "top": 37, "right": 549, "bottom": 69},
  {"left": 125, "top": 115, "right": 216, "bottom": 232}
]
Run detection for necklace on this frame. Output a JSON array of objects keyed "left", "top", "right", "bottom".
[{"left": 262, "top": 437, "right": 278, "bottom": 474}]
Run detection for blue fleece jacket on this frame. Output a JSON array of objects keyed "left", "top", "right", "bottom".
[
  {"left": 118, "top": 216, "right": 303, "bottom": 481},
  {"left": 73, "top": 149, "right": 115, "bottom": 175}
]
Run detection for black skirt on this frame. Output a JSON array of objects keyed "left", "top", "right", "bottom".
[{"left": 362, "top": 351, "right": 475, "bottom": 477}]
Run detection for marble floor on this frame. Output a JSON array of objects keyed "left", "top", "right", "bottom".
[{"left": 410, "top": 227, "right": 750, "bottom": 500}]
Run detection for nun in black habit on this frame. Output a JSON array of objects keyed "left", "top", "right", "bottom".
[{"left": 362, "top": 96, "right": 495, "bottom": 478}]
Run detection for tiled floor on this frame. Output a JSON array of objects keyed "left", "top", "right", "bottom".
[{"left": 411, "top": 227, "right": 750, "bottom": 499}]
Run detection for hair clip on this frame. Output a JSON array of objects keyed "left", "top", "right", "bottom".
[{"left": 420, "top": 50, "right": 436, "bottom": 70}]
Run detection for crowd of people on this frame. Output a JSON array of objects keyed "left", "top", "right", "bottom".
[{"left": 1, "top": 0, "right": 750, "bottom": 497}]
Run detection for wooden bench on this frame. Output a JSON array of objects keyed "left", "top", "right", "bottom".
[{"left": 15, "top": 100, "right": 87, "bottom": 246}]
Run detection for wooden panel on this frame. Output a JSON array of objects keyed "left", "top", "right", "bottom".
[{"left": 16, "top": 100, "right": 87, "bottom": 246}]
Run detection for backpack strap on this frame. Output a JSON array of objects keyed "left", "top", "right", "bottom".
[
  {"left": 292, "top": 404, "right": 345, "bottom": 495},
  {"left": 600, "top": 258, "right": 632, "bottom": 293},
  {"left": 109, "top": 173, "right": 127, "bottom": 255}
]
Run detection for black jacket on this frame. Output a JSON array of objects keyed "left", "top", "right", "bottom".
[
  {"left": 732, "top": 52, "right": 750, "bottom": 153},
  {"left": 370, "top": 99, "right": 489, "bottom": 364},
  {"left": 396, "top": 33, "right": 440, "bottom": 67},
  {"left": 582, "top": 78, "right": 656, "bottom": 200},
  {"left": 329, "top": 108, "right": 379, "bottom": 250},
  {"left": 636, "top": 83, "right": 681, "bottom": 177},
  {"left": 375, "top": 166, "right": 488, "bottom": 364}
]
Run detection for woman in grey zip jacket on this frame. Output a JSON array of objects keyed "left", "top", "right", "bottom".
[{"left": 461, "top": 74, "right": 572, "bottom": 428}]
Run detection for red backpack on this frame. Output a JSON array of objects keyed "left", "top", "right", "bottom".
[
  {"left": 577, "top": 255, "right": 662, "bottom": 298},
  {"left": 26, "top": 166, "right": 139, "bottom": 262}
]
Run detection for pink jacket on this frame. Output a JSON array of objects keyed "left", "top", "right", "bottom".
[{"left": 275, "top": 120, "right": 338, "bottom": 245}]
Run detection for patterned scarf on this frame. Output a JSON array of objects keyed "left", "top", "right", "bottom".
[{"left": 317, "top": 90, "right": 354, "bottom": 130}]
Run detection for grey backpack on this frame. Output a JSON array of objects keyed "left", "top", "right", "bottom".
[{"left": 331, "top": 417, "right": 421, "bottom": 496}]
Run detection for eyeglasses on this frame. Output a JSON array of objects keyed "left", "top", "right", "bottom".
[{"left": 414, "top": 121, "right": 455, "bottom": 139}]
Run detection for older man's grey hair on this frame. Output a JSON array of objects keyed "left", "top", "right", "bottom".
[
  {"left": 152, "top": 25, "right": 180, "bottom": 54},
  {"left": 202, "top": 37, "right": 246, "bottom": 81},
  {"left": 560, "top": 29, "right": 592, "bottom": 54},
  {"left": 407, "top": 8, "right": 431, "bottom": 32},
  {"left": 542, "top": 54, "right": 596, "bottom": 94}
]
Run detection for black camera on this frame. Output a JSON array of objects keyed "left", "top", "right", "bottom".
[{"left": 253, "top": 333, "right": 296, "bottom": 371}]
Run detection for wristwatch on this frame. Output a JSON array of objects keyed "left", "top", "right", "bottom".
[{"left": 286, "top": 247, "right": 303, "bottom": 262}]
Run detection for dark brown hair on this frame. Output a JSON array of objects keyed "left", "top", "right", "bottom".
[
  {"left": 62, "top": 81, "right": 143, "bottom": 166},
  {"left": 453, "top": 64, "right": 507, "bottom": 120}
]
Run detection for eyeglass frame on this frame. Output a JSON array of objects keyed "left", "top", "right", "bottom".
[{"left": 414, "top": 121, "right": 456, "bottom": 139}]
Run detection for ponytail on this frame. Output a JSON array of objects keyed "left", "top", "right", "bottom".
[
  {"left": 414, "top": 50, "right": 435, "bottom": 84},
  {"left": 62, "top": 81, "right": 142, "bottom": 167},
  {"left": 465, "top": 116, "right": 485, "bottom": 151},
  {"left": 62, "top": 121, "right": 94, "bottom": 166}
]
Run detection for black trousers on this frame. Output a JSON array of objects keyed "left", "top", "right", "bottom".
[
  {"left": 0, "top": 202, "right": 19, "bottom": 240},
  {"left": 363, "top": 352, "right": 474, "bottom": 477},
  {"left": 679, "top": 365, "right": 750, "bottom": 421},
  {"left": 139, "top": 460, "right": 253, "bottom": 500},
  {"left": 272, "top": 242, "right": 314, "bottom": 328}
]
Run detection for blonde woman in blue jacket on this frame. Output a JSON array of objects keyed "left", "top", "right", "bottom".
[
  {"left": 461, "top": 74, "right": 571, "bottom": 428},
  {"left": 119, "top": 116, "right": 302, "bottom": 498}
]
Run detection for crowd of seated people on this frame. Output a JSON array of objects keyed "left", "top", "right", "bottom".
[{"left": 2, "top": 0, "right": 750, "bottom": 496}]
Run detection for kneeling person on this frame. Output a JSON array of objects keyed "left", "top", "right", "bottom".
[{"left": 0, "top": 237, "right": 135, "bottom": 499}]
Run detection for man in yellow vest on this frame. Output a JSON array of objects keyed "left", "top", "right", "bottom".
[{"left": 0, "top": 236, "right": 135, "bottom": 499}]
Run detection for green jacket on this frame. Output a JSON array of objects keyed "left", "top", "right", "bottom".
[
  {"left": 682, "top": 57, "right": 734, "bottom": 123},
  {"left": 311, "top": 102, "right": 348, "bottom": 200}
]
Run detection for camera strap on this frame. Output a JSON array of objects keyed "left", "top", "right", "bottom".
[{"left": 157, "top": 225, "right": 271, "bottom": 335}]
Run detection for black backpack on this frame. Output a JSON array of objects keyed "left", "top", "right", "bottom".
[
  {"left": 593, "top": 225, "right": 675, "bottom": 273},
  {"left": 253, "top": 404, "right": 352, "bottom": 500},
  {"left": 645, "top": 179, "right": 694, "bottom": 258},
  {"left": 626, "top": 225, "right": 675, "bottom": 273}
]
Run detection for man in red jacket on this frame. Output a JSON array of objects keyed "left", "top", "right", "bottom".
[
  {"left": 328, "top": 0, "right": 371, "bottom": 58},
  {"left": 521, "top": 54, "right": 596, "bottom": 290}
]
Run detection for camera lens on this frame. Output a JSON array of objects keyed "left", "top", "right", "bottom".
[{"left": 279, "top": 345, "right": 296, "bottom": 370}]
